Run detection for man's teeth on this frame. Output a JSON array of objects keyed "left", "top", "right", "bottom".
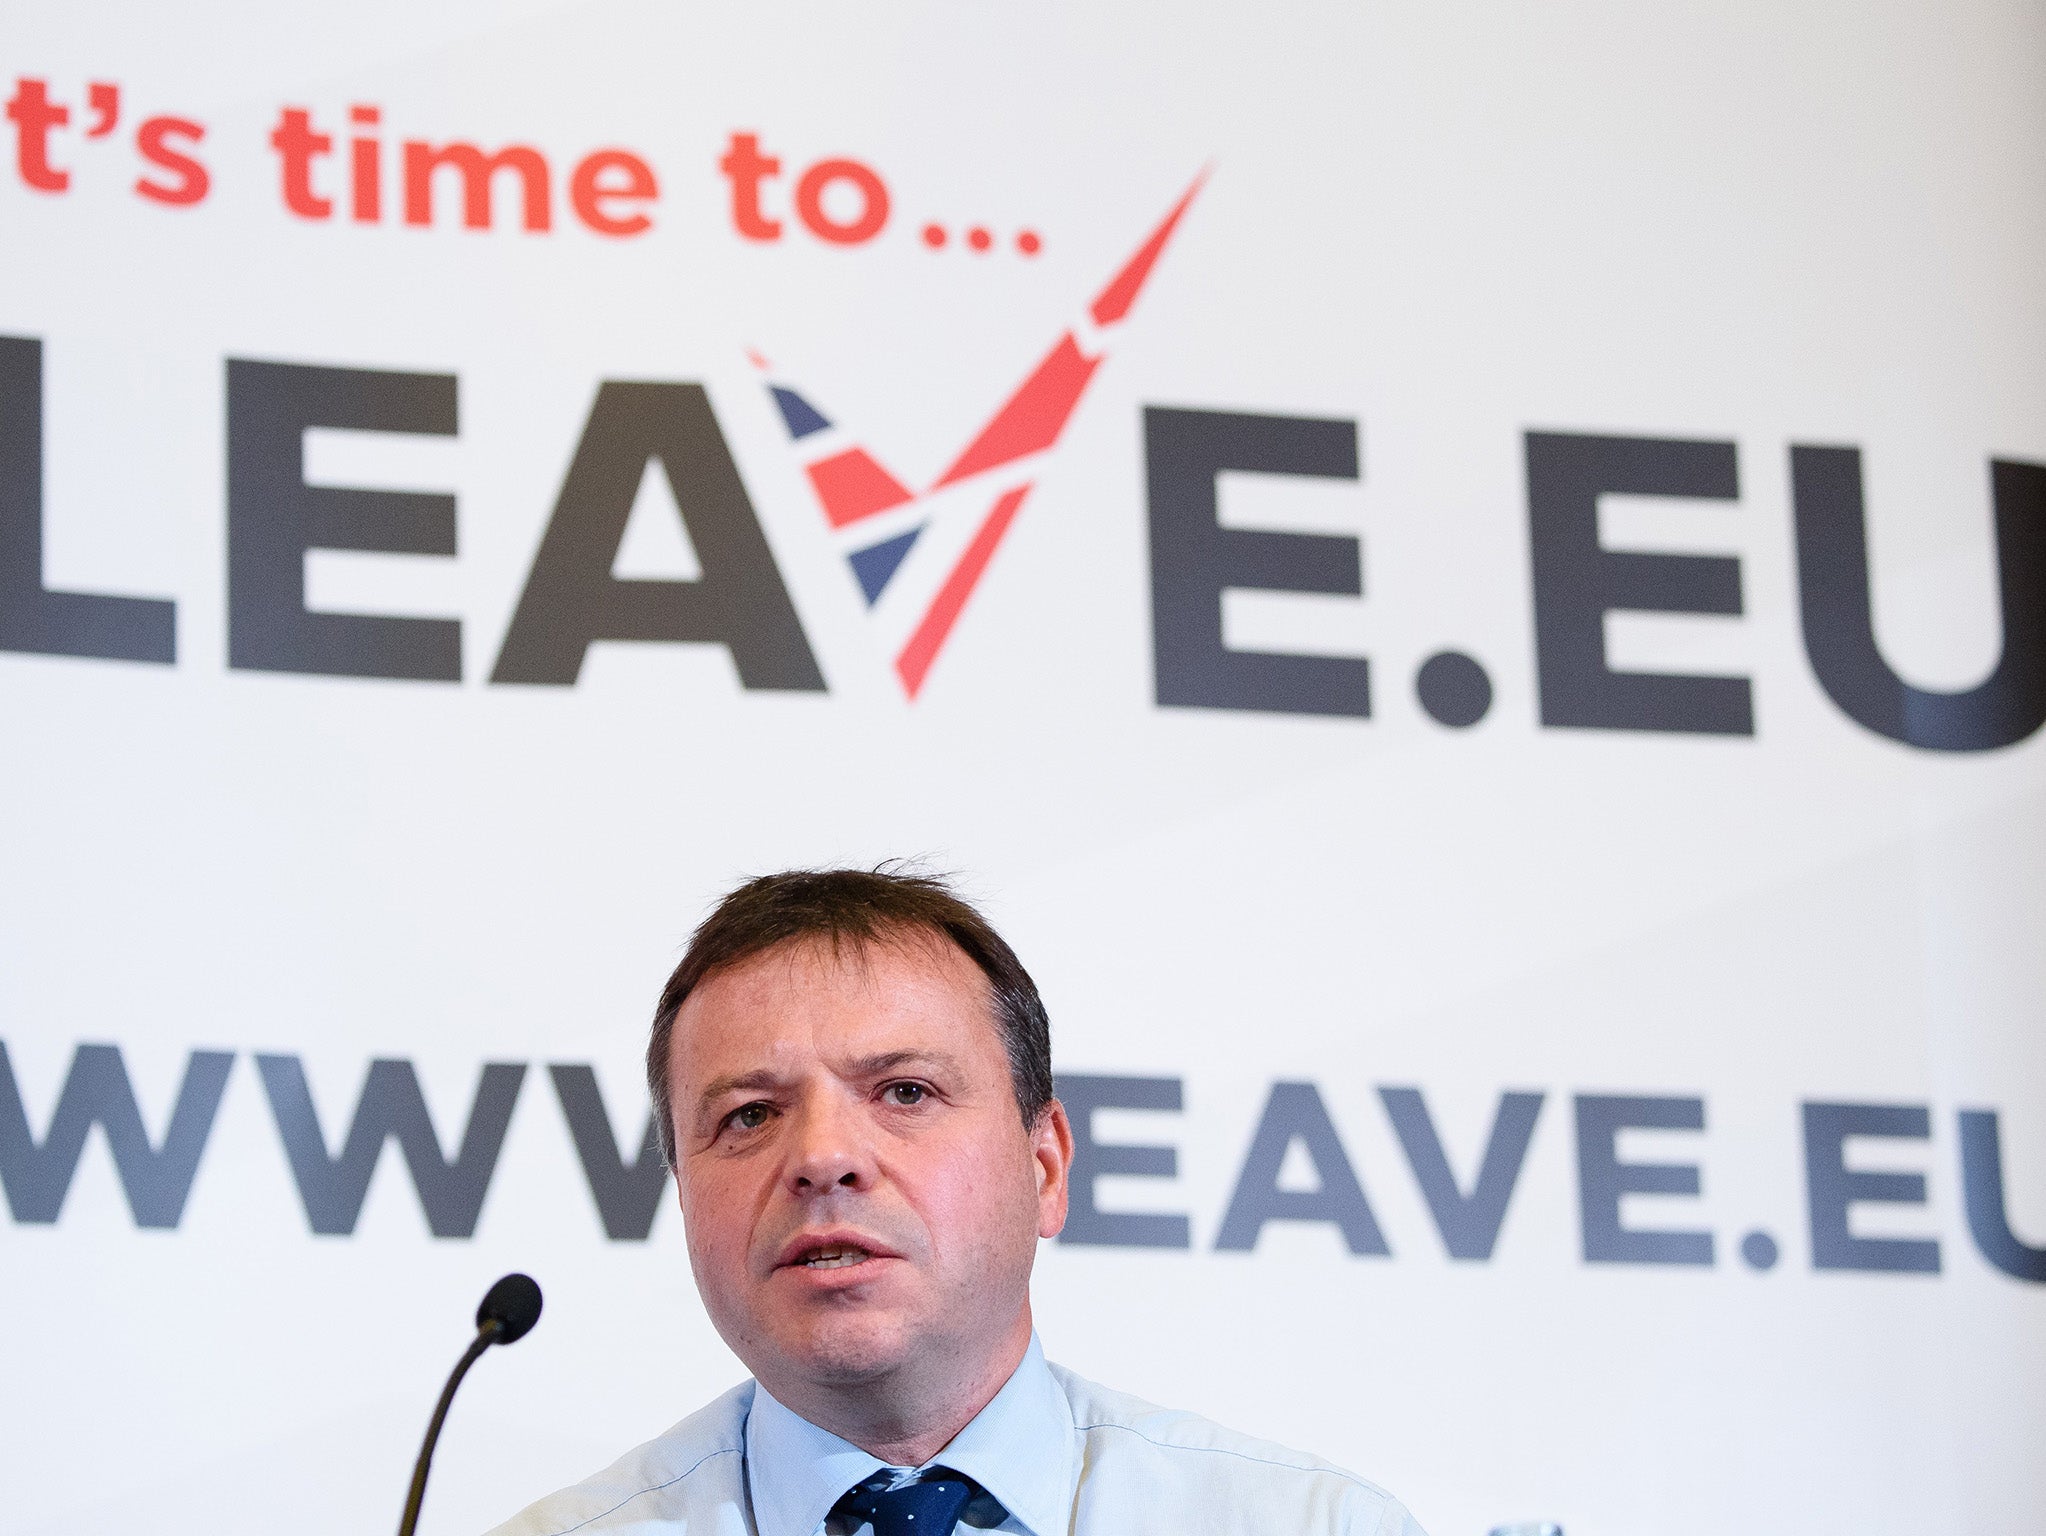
[{"left": 801, "top": 1248, "right": 870, "bottom": 1269}]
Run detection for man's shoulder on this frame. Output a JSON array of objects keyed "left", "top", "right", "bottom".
[
  {"left": 480, "top": 1380, "right": 754, "bottom": 1536},
  {"left": 1047, "top": 1363, "right": 1426, "bottom": 1536}
]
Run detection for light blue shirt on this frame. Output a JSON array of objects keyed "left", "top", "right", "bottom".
[
  {"left": 744, "top": 1337, "right": 1071, "bottom": 1536},
  {"left": 484, "top": 1336, "right": 1426, "bottom": 1536}
]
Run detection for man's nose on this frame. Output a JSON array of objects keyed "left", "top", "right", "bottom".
[{"left": 785, "top": 1097, "right": 875, "bottom": 1195}]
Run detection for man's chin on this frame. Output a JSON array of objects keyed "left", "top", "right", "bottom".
[{"left": 769, "top": 1310, "right": 920, "bottom": 1387}]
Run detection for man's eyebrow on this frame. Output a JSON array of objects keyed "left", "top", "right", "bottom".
[
  {"left": 694, "top": 1069, "right": 787, "bottom": 1113},
  {"left": 692, "top": 1051, "right": 968, "bottom": 1115},
  {"left": 844, "top": 1049, "right": 966, "bottom": 1079}
]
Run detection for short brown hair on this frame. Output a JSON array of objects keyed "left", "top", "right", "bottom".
[{"left": 646, "top": 867, "right": 1054, "bottom": 1169}]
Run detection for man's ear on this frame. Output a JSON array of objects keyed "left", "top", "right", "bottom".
[{"left": 1032, "top": 1099, "right": 1074, "bottom": 1239}]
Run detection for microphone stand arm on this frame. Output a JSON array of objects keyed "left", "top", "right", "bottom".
[{"left": 397, "top": 1317, "right": 503, "bottom": 1536}]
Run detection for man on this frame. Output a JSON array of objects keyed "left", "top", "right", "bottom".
[{"left": 489, "top": 868, "right": 1424, "bottom": 1536}]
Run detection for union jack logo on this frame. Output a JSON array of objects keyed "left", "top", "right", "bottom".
[{"left": 753, "top": 175, "right": 1204, "bottom": 698}]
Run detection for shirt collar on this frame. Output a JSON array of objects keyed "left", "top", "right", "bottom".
[
  {"left": 918, "top": 1335, "right": 1073, "bottom": 1536},
  {"left": 745, "top": 1384, "right": 884, "bottom": 1536},
  {"left": 745, "top": 1335, "right": 1074, "bottom": 1536}
]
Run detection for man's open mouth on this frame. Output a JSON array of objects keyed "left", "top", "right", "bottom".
[
  {"left": 796, "top": 1246, "right": 872, "bottom": 1270},
  {"left": 775, "top": 1229, "right": 899, "bottom": 1272}
]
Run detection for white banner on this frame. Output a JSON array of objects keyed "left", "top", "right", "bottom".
[{"left": 3, "top": 5, "right": 2043, "bottom": 1534}]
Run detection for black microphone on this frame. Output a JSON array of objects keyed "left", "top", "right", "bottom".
[{"left": 397, "top": 1273, "right": 544, "bottom": 1536}]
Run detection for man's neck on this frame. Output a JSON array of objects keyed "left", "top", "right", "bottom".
[{"left": 765, "top": 1313, "right": 1034, "bottom": 1467}]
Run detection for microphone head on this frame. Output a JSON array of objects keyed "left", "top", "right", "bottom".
[{"left": 477, "top": 1273, "right": 543, "bottom": 1344}]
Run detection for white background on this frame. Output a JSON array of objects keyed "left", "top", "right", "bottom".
[{"left": 2, "top": 3, "right": 2043, "bottom": 1533}]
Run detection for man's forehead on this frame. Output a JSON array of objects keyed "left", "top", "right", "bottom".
[
  {"left": 719, "top": 924, "right": 980, "bottom": 992},
  {"left": 672, "top": 927, "right": 996, "bottom": 1057}
]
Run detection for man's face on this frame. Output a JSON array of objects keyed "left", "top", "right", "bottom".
[{"left": 668, "top": 932, "right": 1070, "bottom": 1400}]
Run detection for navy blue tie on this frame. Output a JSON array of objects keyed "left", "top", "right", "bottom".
[{"left": 830, "top": 1467, "right": 982, "bottom": 1536}]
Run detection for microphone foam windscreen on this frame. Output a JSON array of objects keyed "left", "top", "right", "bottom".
[{"left": 477, "top": 1273, "right": 544, "bottom": 1344}]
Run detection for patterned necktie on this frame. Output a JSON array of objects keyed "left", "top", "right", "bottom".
[{"left": 829, "top": 1466, "right": 986, "bottom": 1536}]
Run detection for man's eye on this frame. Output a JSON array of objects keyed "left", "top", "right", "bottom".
[
  {"left": 728, "top": 1102, "right": 772, "bottom": 1131},
  {"left": 883, "top": 1081, "right": 928, "bottom": 1106}
]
